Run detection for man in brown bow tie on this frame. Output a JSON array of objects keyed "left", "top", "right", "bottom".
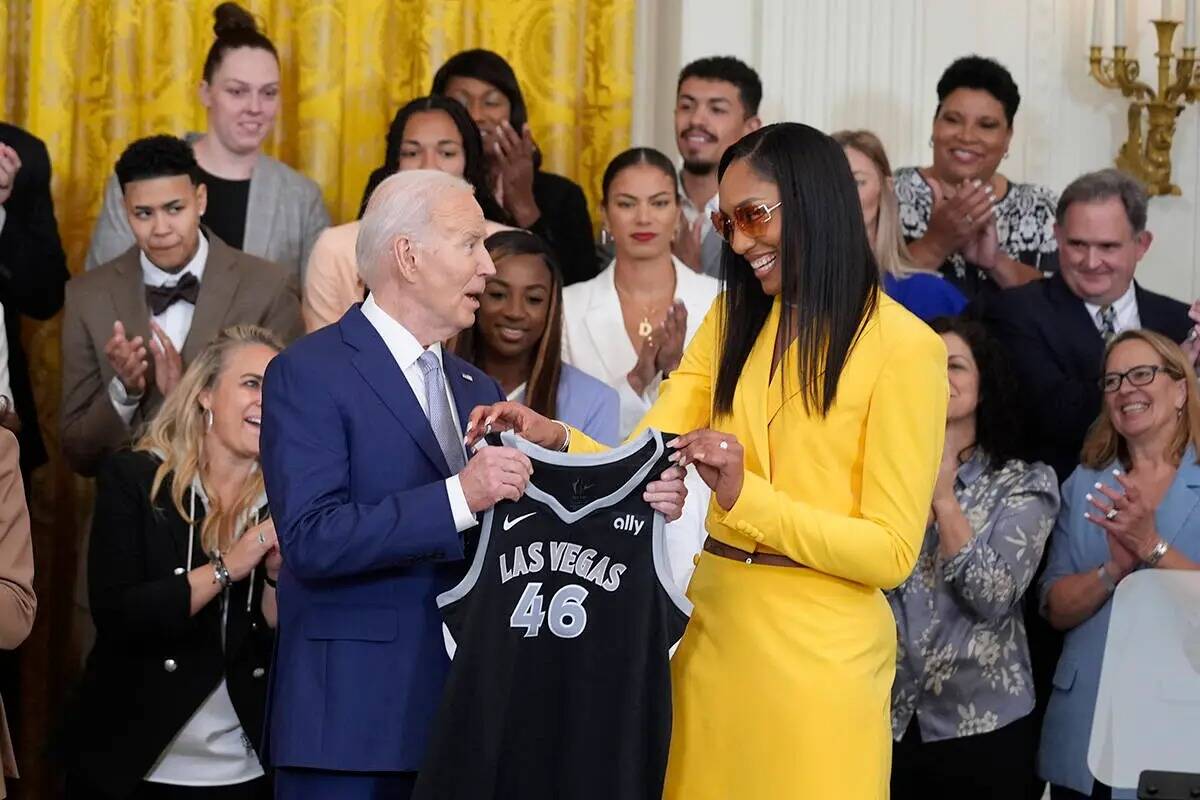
[{"left": 60, "top": 135, "right": 303, "bottom": 477}]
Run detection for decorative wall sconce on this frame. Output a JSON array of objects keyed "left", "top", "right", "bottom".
[{"left": 1089, "top": 0, "right": 1199, "bottom": 196}]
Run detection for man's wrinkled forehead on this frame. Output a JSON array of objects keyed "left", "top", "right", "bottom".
[{"left": 427, "top": 187, "right": 486, "bottom": 241}]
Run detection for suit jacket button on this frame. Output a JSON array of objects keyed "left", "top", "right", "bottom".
[
  {"left": 173, "top": 567, "right": 185, "bottom": 575},
  {"left": 163, "top": 659, "right": 177, "bottom": 672},
  {"left": 252, "top": 667, "right": 265, "bottom": 679}
]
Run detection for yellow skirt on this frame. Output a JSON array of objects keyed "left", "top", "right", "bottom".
[{"left": 664, "top": 548, "right": 897, "bottom": 799}]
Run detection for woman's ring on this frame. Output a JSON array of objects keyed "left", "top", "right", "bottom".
[
  {"left": 1105, "top": 508, "right": 1119, "bottom": 521},
  {"left": 258, "top": 530, "right": 266, "bottom": 545},
  {"left": 964, "top": 213, "right": 974, "bottom": 225},
  {"left": 719, "top": 440, "right": 729, "bottom": 450}
]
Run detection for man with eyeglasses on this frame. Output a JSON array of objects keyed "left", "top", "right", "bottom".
[
  {"left": 978, "top": 168, "right": 1195, "bottom": 800},
  {"left": 979, "top": 168, "right": 1193, "bottom": 485}
]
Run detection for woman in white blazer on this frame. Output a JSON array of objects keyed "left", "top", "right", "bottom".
[
  {"left": 562, "top": 148, "right": 719, "bottom": 589},
  {"left": 562, "top": 148, "right": 719, "bottom": 437}
]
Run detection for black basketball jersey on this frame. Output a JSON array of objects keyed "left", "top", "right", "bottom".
[{"left": 412, "top": 428, "right": 691, "bottom": 800}]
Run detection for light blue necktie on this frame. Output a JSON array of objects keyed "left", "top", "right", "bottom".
[{"left": 417, "top": 351, "right": 466, "bottom": 474}]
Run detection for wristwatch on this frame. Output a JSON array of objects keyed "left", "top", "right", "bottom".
[{"left": 210, "top": 553, "right": 233, "bottom": 589}]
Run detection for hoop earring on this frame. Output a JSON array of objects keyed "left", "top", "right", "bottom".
[
  {"left": 928, "top": 138, "right": 933, "bottom": 147},
  {"left": 204, "top": 408, "right": 214, "bottom": 431}
]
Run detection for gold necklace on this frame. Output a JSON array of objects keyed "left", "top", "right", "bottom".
[{"left": 613, "top": 269, "right": 676, "bottom": 340}]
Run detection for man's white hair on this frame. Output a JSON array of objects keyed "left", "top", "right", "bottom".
[{"left": 355, "top": 169, "right": 474, "bottom": 288}]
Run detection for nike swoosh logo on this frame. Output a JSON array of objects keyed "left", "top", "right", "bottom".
[{"left": 502, "top": 512, "right": 536, "bottom": 531}]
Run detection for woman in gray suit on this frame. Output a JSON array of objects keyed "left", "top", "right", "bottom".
[{"left": 85, "top": 2, "right": 329, "bottom": 280}]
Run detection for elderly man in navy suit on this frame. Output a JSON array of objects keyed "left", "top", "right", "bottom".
[{"left": 260, "top": 170, "right": 538, "bottom": 798}]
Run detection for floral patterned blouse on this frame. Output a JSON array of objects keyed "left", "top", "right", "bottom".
[
  {"left": 894, "top": 167, "right": 1059, "bottom": 300},
  {"left": 888, "top": 449, "right": 1060, "bottom": 742}
]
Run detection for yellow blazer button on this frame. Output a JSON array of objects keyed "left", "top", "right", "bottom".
[{"left": 163, "top": 659, "right": 177, "bottom": 673}]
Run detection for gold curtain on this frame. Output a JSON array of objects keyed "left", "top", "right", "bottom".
[{"left": 2, "top": 2, "right": 631, "bottom": 794}]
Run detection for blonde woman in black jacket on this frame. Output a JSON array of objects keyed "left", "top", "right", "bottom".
[{"left": 64, "top": 326, "right": 283, "bottom": 800}]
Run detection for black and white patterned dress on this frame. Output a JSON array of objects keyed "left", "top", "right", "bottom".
[{"left": 895, "top": 167, "right": 1058, "bottom": 300}]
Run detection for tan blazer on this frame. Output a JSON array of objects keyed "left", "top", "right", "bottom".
[
  {"left": 302, "top": 221, "right": 363, "bottom": 332},
  {"left": 0, "top": 428, "right": 34, "bottom": 798},
  {"left": 84, "top": 148, "right": 331, "bottom": 282},
  {"left": 60, "top": 230, "right": 305, "bottom": 476}
]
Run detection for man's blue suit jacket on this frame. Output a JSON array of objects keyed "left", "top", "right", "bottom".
[{"left": 259, "top": 304, "right": 503, "bottom": 773}]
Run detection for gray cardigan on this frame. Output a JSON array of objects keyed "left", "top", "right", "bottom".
[{"left": 85, "top": 148, "right": 330, "bottom": 282}]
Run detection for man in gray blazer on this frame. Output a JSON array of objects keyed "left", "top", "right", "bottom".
[
  {"left": 61, "top": 135, "right": 303, "bottom": 477},
  {"left": 83, "top": 133, "right": 329, "bottom": 282}
]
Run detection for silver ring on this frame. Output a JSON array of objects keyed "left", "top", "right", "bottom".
[
  {"left": 258, "top": 531, "right": 266, "bottom": 545},
  {"left": 964, "top": 213, "right": 974, "bottom": 225},
  {"left": 719, "top": 440, "right": 729, "bottom": 450},
  {"left": 1105, "top": 508, "right": 1119, "bottom": 521}
]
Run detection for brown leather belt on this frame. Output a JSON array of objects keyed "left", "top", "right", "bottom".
[{"left": 703, "top": 537, "right": 805, "bottom": 568}]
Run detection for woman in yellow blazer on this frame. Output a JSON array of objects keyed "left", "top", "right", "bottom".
[{"left": 466, "top": 123, "right": 948, "bottom": 799}]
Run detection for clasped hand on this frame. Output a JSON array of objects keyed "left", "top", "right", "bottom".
[
  {"left": 462, "top": 402, "right": 690, "bottom": 521},
  {"left": 105, "top": 320, "right": 184, "bottom": 399},
  {"left": 1084, "top": 471, "right": 1159, "bottom": 573}
]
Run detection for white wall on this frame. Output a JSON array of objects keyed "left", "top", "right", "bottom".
[{"left": 633, "top": 0, "right": 1200, "bottom": 302}]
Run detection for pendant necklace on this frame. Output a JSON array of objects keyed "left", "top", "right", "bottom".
[
  {"left": 613, "top": 282, "right": 659, "bottom": 339},
  {"left": 613, "top": 262, "right": 678, "bottom": 342}
]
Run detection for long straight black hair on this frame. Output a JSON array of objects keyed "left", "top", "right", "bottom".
[
  {"left": 713, "top": 123, "right": 880, "bottom": 418},
  {"left": 357, "top": 95, "right": 509, "bottom": 223}
]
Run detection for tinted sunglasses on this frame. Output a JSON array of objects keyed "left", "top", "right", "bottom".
[{"left": 710, "top": 201, "right": 782, "bottom": 243}]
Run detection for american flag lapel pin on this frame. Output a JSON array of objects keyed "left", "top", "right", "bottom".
[{"left": 461, "top": 373, "right": 473, "bottom": 382}]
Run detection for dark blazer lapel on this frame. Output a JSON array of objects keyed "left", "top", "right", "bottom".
[
  {"left": 183, "top": 232, "right": 242, "bottom": 364},
  {"left": 1135, "top": 282, "right": 1191, "bottom": 341},
  {"left": 1046, "top": 273, "right": 1105, "bottom": 372},
  {"left": 340, "top": 307, "right": 451, "bottom": 477}
]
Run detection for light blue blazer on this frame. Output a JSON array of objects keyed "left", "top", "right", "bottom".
[
  {"left": 508, "top": 363, "right": 620, "bottom": 447},
  {"left": 1037, "top": 448, "right": 1200, "bottom": 798}
]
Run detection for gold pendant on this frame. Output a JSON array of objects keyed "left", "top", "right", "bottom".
[{"left": 638, "top": 318, "right": 653, "bottom": 338}]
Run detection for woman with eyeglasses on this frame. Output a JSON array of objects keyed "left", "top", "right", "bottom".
[
  {"left": 464, "top": 123, "right": 949, "bottom": 798},
  {"left": 1037, "top": 329, "right": 1200, "bottom": 799}
]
